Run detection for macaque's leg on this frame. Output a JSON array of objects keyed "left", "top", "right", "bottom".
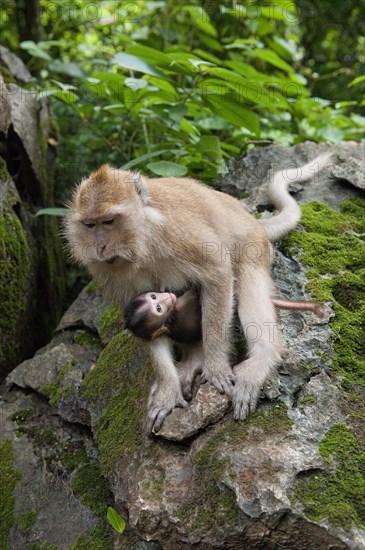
[
  {"left": 200, "top": 277, "right": 235, "bottom": 397},
  {"left": 146, "top": 337, "right": 187, "bottom": 434},
  {"left": 177, "top": 343, "right": 203, "bottom": 400},
  {"left": 233, "top": 266, "right": 283, "bottom": 420}
]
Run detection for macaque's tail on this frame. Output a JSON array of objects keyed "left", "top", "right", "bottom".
[{"left": 260, "top": 152, "right": 332, "bottom": 242}]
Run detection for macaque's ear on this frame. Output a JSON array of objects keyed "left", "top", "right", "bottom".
[
  {"left": 131, "top": 172, "right": 150, "bottom": 206},
  {"left": 151, "top": 325, "right": 169, "bottom": 340}
]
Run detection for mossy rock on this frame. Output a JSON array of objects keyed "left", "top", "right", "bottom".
[{"left": 288, "top": 198, "right": 365, "bottom": 529}]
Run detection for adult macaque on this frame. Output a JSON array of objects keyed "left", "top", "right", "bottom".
[{"left": 64, "top": 153, "right": 331, "bottom": 431}]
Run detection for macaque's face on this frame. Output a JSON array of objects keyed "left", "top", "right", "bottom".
[
  {"left": 64, "top": 166, "right": 147, "bottom": 266},
  {"left": 140, "top": 292, "right": 177, "bottom": 321}
]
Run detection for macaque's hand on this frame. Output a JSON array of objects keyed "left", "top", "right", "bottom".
[
  {"left": 147, "top": 381, "right": 188, "bottom": 435},
  {"left": 232, "top": 362, "right": 262, "bottom": 420},
  {"left": 201, "top": 362, "right": 235, "bottom": 399}
]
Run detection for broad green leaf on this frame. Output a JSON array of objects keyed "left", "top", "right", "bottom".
[
  {"left": 260, "top": 6, "right": 296, "bottom": 21},
  {"left": 107, "top": 507, "right": 126, "bottom": 534},
  {"left": 112, "top": 53, "right": 167, "bottom": 78},
  {"left": 270, "top": 36, "right": 298, "bottom": 59},
  {"left": 85, "top": 79, "right": 114, "bottom": 101},
  {"left": 204, "top": 67, "right": 248, "bottom": 86},
  {"left": 91, "top": 72, "right": 126, "bottom": 86},
  {"left": 197, "top": 116, "right": 229, "bottom": 130},
  {"left": 197, "top": 135, "right": 222, "bottom": 163},
  {"left": 146, "top": 76, "right": 178, "bottom": 96},
  {"left": 199, "top": 77, "right": 288, "bottom": 111},
  {"left": 193, "top": 49, "right": 221, "bottom": 64},
  {"left": 180, "top": 117, "right": 201, "bottom": 137},
  {"left": 37, "top": 89, "right": 78, "bottom": 104},
  {"left": 169, "top": 105, "right": 188, "bottom": 121},
  {"left": 220, "top": 142, "right": 241, "bottom": 154},
  {"left": 124, "top": 78, "right": 148, "bottom": 90},
  {"left": 122, "top": 150, "right": 174, "bottom": 169},
  {"left": 48, "top": 60, "right": 84, "bottom": 79},
  {"left": 348, "top": 75, "right": 365, "bottom": 87},
  {"left": 205, "top": 95, "right": 260, "bottom": 134},
  {"left": 198, "top": 33, "right": 224, "bottom": 52},
  {"left": 50, "top": 80, "right": 77, "bottom": 91},
  {"left": 179, "top": 6, "right": 218, "bottom": 37},
  {"left": 35, "top": 208, "right": 69, "bottom": 217},
  {"left": 147, "top": 161, "right": 188, "bottom": 177},
  {"left": 250, "top": 49, "right": 293, "bottom": 73},
  {"left": 20, "top": 40, "right": 52, "bottom": 61},
  {"left": 126, "top": 45, "right": 172, "bottom": 68}
]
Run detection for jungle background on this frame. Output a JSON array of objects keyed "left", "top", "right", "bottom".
[{"left": 0, "top": 0, "right": 364, "bottom": 301}]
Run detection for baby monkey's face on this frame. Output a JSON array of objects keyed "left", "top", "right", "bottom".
[{"left": 141, "top": 292, "right": 177, "bottom": 320}]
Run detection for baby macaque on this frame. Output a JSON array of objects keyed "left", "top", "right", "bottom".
[
  {"left": 124, "top": 288, "right": 202, "bottom": 343},
  {"left": 124, "top": 289, "right": 324, "bottom": 343}
]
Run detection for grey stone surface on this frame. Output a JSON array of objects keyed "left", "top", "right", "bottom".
[
  {"left": 157, "top": 383, "right": 230, "bottom": 440},
  {"left": 332, "top": 156, "right": 365, "bottom": 190}
]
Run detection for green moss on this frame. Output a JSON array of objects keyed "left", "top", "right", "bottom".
[
  {"left": 81, "top": 332, "right": 152, "bottom": 474},
  {"left": 0, "top": 203, "right": 30, "bottom": 364},
  {"left": 69, "top": 457, "right": 113, "bottom": 549},
  {"left": 81, "top": 333, "right": 136, "bottom": 402},
  {"left": 39, "top": 543, "right": 59, "bottom": 550},
  {"left": 11, "top": 408, "right": 33, "bottom": 424},
  {"left": 287, "top": 199, "right": 365, "bottom": 529},
  {"left": 70, "top": 522, "right": 113, "bottom": 550},
  {"left": 18, "top": 510, "right": 37, "bottom": 531},
  {"left": 49, "top": 440, "right": 88, "bottom": 473},
  {"left": 86, "top": 280, "right": 98, "bottom": 294},
  {"left": 299, "top": 396, "right": 317, "bottom": 405},
  {"left": 286, "top": 199, "right": 365, "bottom": 273},
  {"left": 42, "top": 360, "right": 78, "bottom": 405},
  {"left": 142, "top": 476, "right": 165, "bottom": 500},
  {"left": 73, "top": 331, "right": 99, "bottom": 347},
  {"left": 176, "top": 431, "right": 239, "bottom": 529},
  {"left": 293, "top": 424, "right": 365, "bottom": 529},
  {"left": 0, "top": 440, "right": 21, "bottom": 550},
  {"left": 286, "top": 199, "right": 365, "bottom": 389},
  {"left": 245, "top": 401, "right": 293, "bottom": 434},
  {"left": 98, "top": 304, "right": 123, "bottom": 342},
  {"left": 96, "top": 381, "right": 146, "bottom": 474},
  {"left": 71, "top": 462, "right": 111, "bottom": 518},
  {"left": 35, "top": 429, "right": 58, "bottom": 446}
]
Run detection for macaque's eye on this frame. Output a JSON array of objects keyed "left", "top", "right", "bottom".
[
  {"left": 156, "top": 304, "right": 162, "bottom": 312},
  {"left": 103, "top": 218, "right": 114, "bottom": 225},
  {"left": 83, "top": 221, "right": 96, "bottom": 228},
  {"left": 151, "top": 294, "right": 156, "bottom": 300}
]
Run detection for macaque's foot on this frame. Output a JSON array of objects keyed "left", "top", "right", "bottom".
[
  {"left": 178, "top": 363, "right": 202, "bottom": 401},
  {"left": 201, "top": 364, "right": 235, "bottom": 398},
  {"left": 179, "top": 373, "right": 195, "bottom": 401},
  {"left": 146, "top": 381, "right": 188, "bottom": 435},
  {"left": 232, "top": 367, "right": 261, "bottom": 420}
]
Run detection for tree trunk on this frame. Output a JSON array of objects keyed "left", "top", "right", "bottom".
[{"left": 14, "top": 0, "right": 43, "bottom": 43}]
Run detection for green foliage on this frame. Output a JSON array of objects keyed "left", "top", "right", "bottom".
[
  {"left": 35, "top": 208, "right": 69, "bottom": 217},
  {"left": 1, "top": 0, "right": 362, "bottom": 192},
  {"left": 107, "top": 507, "right": 126, "bottom": 534}
]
